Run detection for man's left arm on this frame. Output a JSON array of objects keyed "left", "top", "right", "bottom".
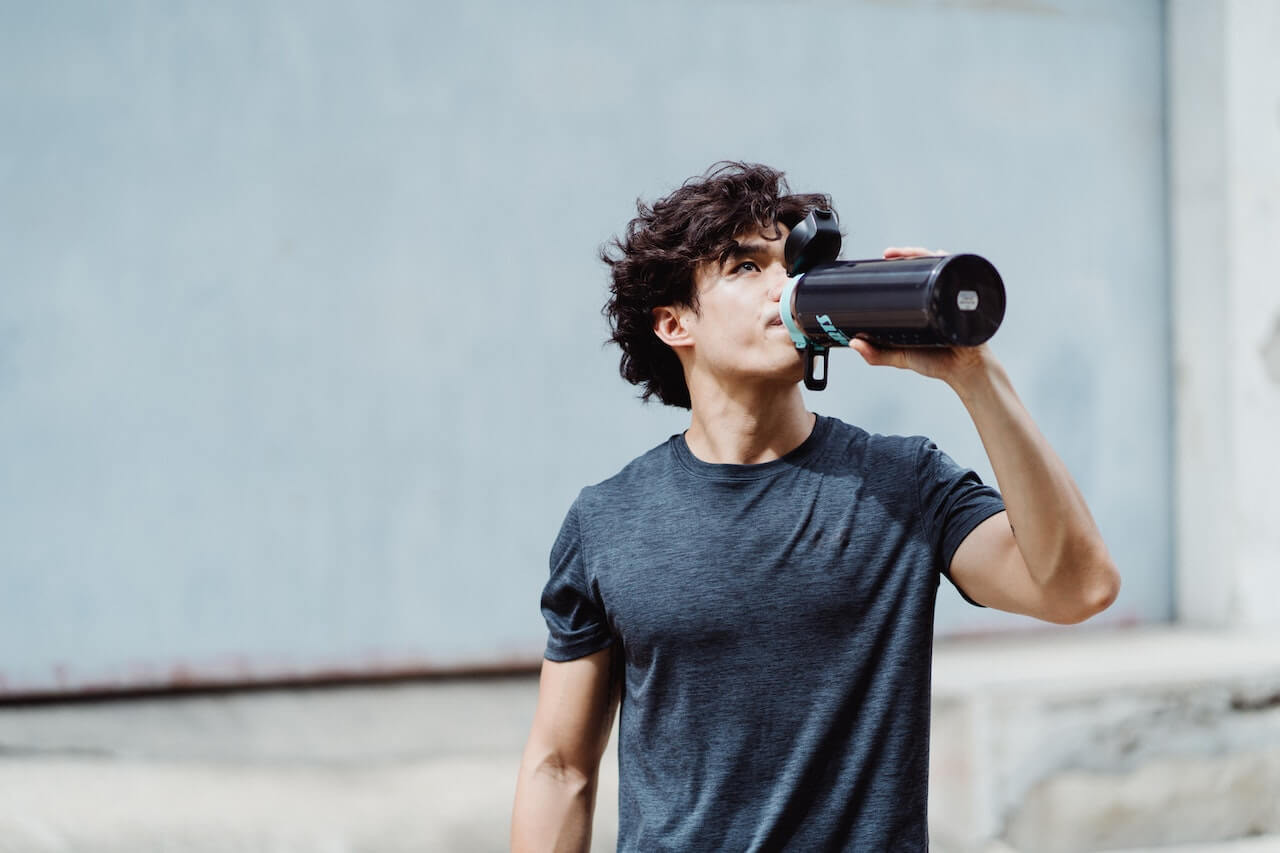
[{"left": 855, "top": 249, "right": 1121, "bottom": 625}]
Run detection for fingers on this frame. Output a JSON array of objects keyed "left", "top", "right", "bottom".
[
  {"left": 882, "top": 246, "right": 948, "bottom": 259},
  {"left": 851, "top": 338, "right": 908, "bottom": 369}
]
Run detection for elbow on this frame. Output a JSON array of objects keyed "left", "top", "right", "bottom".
[
  {"left": 534, "top": 752, "right": 596, "bottom": 793},
  {"left": 511, "top": 747, "right": 600, "bottom": 848},
  {"left": 1049, "top": 555, "right": 1121, "bottom": 625},
  {"left": 1094, "top": 560, "right": 1122, "bottom": 612},
  {"left": 520, "top": 743, "right": 598, "bottom": 798}
]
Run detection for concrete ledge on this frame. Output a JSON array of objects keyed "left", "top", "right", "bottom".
[
  {"left": 0, "top": 675, "right": 619, "bottom": 853},
  {"left": 930, "top": 627, "right": 1280, "bottom": 853},
  {"left": 3, "top": 627, "right": 1278, "bottom": 851},
  {"left": 934, "top": 627, "right": 1280, "bottom": 697}
]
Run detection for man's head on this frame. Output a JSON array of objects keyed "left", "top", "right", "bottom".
[{"left": 601, "top": 162, "right": 832, "bottom": 409}]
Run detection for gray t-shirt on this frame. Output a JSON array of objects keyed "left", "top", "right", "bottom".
[{"left": 541, "top": 414, "right": 1004, "bottom": 851}]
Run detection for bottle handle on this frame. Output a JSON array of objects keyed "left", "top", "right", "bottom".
[{"left": 803, "top": 344, "right": 828, "bottom": 391}]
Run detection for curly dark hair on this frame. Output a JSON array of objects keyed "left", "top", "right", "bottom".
[{"left": 600, "top": 161, "right": 833, "bottom": 409}]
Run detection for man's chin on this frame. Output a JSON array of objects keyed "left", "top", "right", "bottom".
[
  {"left": 780, "top": 359, "right": 806, "bottom": 386},
  {"left": 785, "top": 349, "right": 806, "bottom": 379}
]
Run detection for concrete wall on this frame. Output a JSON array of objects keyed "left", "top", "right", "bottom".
[
  {"left": 916, "top": 9, "right": 1280, "bottom": 843},
  {"left": 929, "top": 629, "right": 1280, "bottom": 851},
  {"left": 1170, "top": 0, "right": 1280, "bottom": 631},
  {"left": 0, "top": 1, "right": 1171, "bottom": 695}
]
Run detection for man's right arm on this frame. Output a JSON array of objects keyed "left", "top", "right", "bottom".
[{"left": 511, "top": 647, "right": 619, "bottom": 852}]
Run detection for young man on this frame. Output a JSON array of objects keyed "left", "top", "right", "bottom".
[{"left": 511, "top": 162, "right": 1119, "bottom": 851}]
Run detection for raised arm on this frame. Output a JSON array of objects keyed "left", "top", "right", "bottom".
[
  {"left": 852, "top": 247, "right": 1121, "bottom": 624},
  {"left": 512, "top": 647, "right": 620, "bottom": 852},
  {"left": 942, "top": 352, "right": 1119, "bottom": 622}
]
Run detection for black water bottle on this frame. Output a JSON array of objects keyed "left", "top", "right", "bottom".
[{"left": 779, "top": 209, "right": 1006, "bottom": 390}]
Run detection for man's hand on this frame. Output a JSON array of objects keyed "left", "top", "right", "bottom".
[{"left": 848, "top": 247, "right": 988, "bottom": 388}]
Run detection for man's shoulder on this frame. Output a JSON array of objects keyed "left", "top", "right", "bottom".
[
  {"left": 814, "top": 415, "right": 932, "bottom": 468},
  {"left": 575, "top": 434, "right": 679, "bottom": 508}
]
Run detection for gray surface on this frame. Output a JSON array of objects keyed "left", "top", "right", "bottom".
[
  {"left": 3, "top": 632, "right": 1279, "bottom": 852},
  {"left": 0, "top": 678, "right": 537, "bottom": 765},
  {"left": 0, "top": 675, "right": 623, "bottom": 852},
  {"left": 0, "top": 0, "right": 1170, "bottom": 695}
]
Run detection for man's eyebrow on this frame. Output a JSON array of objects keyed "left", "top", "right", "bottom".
[{"left": 720, "top": 241, "right": 775, "bottom": 267}]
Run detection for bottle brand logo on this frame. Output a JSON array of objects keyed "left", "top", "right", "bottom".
[{"left": 815, "top": 314, "right": 850, "bottom": 346}]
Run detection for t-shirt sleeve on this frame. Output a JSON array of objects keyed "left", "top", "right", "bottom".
[
  {"left": 541, "top": 498, "right": 615, "bottom": 662},
  {"left": 915, "top": 438, "right": 1006, "bottom": 608}
]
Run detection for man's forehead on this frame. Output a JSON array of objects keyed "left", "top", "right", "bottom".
[
  {"left": 719, "top": 222, "right": 790, "bottom": 263},
  {"left": 733, "top": 222, "right": 790, "bottom": 244},
  {"left": 699, "top": 222, "right": 789, "bottom": 263}
]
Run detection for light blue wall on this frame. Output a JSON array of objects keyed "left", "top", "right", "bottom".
[{"left": 0, "top": 1, "right": 1168, "bottom": 693}]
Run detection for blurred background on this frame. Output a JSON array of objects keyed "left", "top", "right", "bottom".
[{"left": 1, "top": 1, "right": 1277, "bottom": 851}]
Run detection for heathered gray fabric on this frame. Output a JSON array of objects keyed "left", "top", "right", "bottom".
[{"left": 541, "top": 414, "right": 1004, "bottom": 851}]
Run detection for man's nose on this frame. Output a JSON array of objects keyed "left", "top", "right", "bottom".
[{"left": 767, "top": 266, "right": 788, "bottom": 302}]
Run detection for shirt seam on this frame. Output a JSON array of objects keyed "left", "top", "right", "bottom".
[
  {"left": 573, "top": 493, "right": 603, "bottom": 615},
  {"left": 668, "top": 416, "right": 831, "bottom": 482},
  {"left": 911, "top": 437, "right": 930, "bottom": 558}
]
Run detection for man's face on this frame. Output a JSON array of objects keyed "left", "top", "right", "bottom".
[{"left": 676, "top": 223, "right": 805, "bottom": 388}]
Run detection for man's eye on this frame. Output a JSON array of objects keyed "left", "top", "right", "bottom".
[{"left": 732, "top": 261, "right": 760, "bottom": 274}]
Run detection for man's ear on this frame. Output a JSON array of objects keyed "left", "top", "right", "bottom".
[{"left": 652, "top": 305, "right": 694, "bottom": 349}]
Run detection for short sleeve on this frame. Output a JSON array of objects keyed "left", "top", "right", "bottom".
[
  {"left": 541, "top": 499, "right": 614, "bottom": 662},
  {"left": 915, "top": 439, "right": 1006, "bottom": 608}
]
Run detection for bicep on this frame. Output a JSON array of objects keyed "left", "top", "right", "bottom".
[
  {"left": 947, "top": 510, "right": 1058, "bottom": 621},
  {"left": 525, "top": 647, "right": 619, "bottom": 777}
]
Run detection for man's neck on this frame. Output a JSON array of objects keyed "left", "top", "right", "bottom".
[{"left": 683, "top": 383, "right": 815, "bottom": 465}]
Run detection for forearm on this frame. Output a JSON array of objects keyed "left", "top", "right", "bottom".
[
  {"left": 948, "top": 355, "right": 1118, "bottom": 604},
  {"left": 511, "top": 752, "right": 597, "bottom": 852}
]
